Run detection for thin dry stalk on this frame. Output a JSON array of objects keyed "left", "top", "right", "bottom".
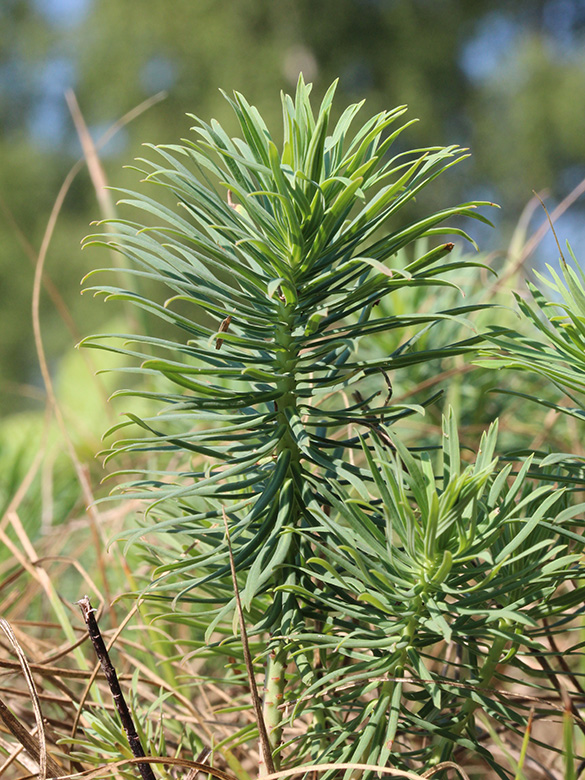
[
  {"left": 0, "top": 405, "right": 53, "bottom": 532},
  {"left": 0, "top": 192, "right": 83, "bottom": 344},
  {"left": 221, "top": 507, "right": 275, "bottom": 777},
  {"left": 70, "top": 603, "right": 137, "bottom": 740},
  {"left": 54, "top": 757, "right": 467, "bottom": 780},
  {"left": 0, "top": 703, "right": 57, "bottom": 777},
  {"left": 56, "top": 754, "right": 236, "bottom": 780},
  {"left": 0, "top": 729, "right": 43, "bottom": 777},
  {"left": 0, "top": 511, "right": 99, "bottom": 671},
  {"left": 76, "top": 596, "right": 156, "bottom": 780},
  {"left": 30, "top": 155, "right": 109, "bottom": 589},
  {"left": 492, "top": 174, "right": 585, "bottom": 294},
  {"left": 0, "top": 657, "right": 96, "bottom": 680},
  {"left": 66, "top": 91, "right": 116, "bottom": 223},
  {"left": 28, "top": 90, "right": 168, "bottom": 604},
  {"left": 0, "top": 619, "right": 65, "bottom": 778},
  {"left": 66, "top": 89, "right": 137, "bottom": 300}
]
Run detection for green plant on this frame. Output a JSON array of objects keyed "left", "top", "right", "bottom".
[
  {"left": 297, "top": 414, "right": 585, "bottom": 772},
  {"left": 484, "top": 242, "right": 585, "bottom": 415},
  {"left": 80, "top": 77, "right": 585, "bottom": 777},
  {"left": 480, "top": 241, "right": 585, "bottom": 479}
]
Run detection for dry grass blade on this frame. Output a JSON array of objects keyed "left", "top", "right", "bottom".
[
  {"left": 0, "top": 510, "right": 101, "bottom": 672},
  {"left": 522, "top": 181, "right": 585, "bottom": 263},
  {"left": 184, "top": 747, "right": 212, "bottom": 780},
  {"left": 0, "top": 707, "right": 73, "bottom": 778},
  {"left": 66, "top": 88, "right": 144, "bottom": 356},
  {"left": 39, "top": 757, "right": 471, "bottom": 780},
  {"left": 264, "top": 763, "right": 467, "bottom": 780},
  {"left": 0, "top": 699, "right": 48, "bottom": 776},
  {"left": 31, "top": 138, "right": 109, "bottom": 594},
  {"left": 54, "top": 755, "right": 237, "bottom": 780},
  {"left": 0, "top": 405, "right": 52, "bottom": 532},
  {"left": 0, "top": 192, "right": 83, "bottom": 345},
  {"left": 57, "top": 759, "right": 464, "bottom": 780},
  {"left": 222, "top": 507, "right": 275, "bottom": 776},
  {"left": 0, "top": 619, "right": 64, "bottom": 778},
  {"left": 30, "top": 90, "right": 169, "bottom": 601},
  {"left": 531, "top": 190, "right": 565, "bottom": 262},
  {"left": 0, "top": 728, "right": 43, "bottom": 777},
  {"left": 66, "top": 90, "right": 115, "bottom": 223},
  {"left": 421, "top": 763, "right": 470, "bottom": 780},
  {"left": 0, "top": 658, "right": 98, "bottom": 680},
  {"left": 0, "top": 618, "right": 48, "bottom": 779},
  {"left": 492, "top": 174, "right": 585, "bottom": 293}
]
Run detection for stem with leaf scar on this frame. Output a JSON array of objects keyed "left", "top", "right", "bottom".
[
  {"left": 263, "top": 643, "right": 288, "bottom": 770},
  {"left": 259, "top": 296, "right": 302, "bottom": 775}
]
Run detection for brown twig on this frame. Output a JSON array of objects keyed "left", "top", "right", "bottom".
[
  {"left": 221, "top": 507, "right": 275, "bottom": 775},
  {"left": 70, "top": 603, "right": 137, "bottom": 740},
  {"left": 65, "top": 91, "right": 116, "bottom": 223},
  {"left": 76, "top": 596, "right": 156, "bottom": 780}
]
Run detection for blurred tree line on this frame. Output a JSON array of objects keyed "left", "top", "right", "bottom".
[{"left": 2, "top": 0, "right": 585, "bottom": 415}]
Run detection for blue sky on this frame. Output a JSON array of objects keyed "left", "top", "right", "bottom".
[{"left": 33, "top": 0, "right": 91, "bottom": 28}]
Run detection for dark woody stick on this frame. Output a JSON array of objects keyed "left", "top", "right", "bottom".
[{"left": 77, "top": 596, "right": 156, "bottom": 780}]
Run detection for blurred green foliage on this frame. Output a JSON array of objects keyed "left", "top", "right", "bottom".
[{"left": 2, "top": 0, "right": 585, "bottom": 416}]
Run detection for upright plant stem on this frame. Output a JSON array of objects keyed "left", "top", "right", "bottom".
[
  {"left": 262, "top": 644, "right": 287, "bottom": 772},
  {"left": 253, "top": 295, "right": 303, "bottom": 773}
]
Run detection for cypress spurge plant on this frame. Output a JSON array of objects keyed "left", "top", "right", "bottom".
[
  {"left": 299, "top": 415, "right": 585, "bottom": 773},
  {"left": 79, "top": 77, "right": 585, "bottom": 775},
  {"left": 483, "top": 241, "right": 585, "bottom": 426}
]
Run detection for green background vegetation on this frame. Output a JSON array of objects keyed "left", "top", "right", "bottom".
[{"left": 3, "top": 0, "right": 585, "bottom": 415}]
